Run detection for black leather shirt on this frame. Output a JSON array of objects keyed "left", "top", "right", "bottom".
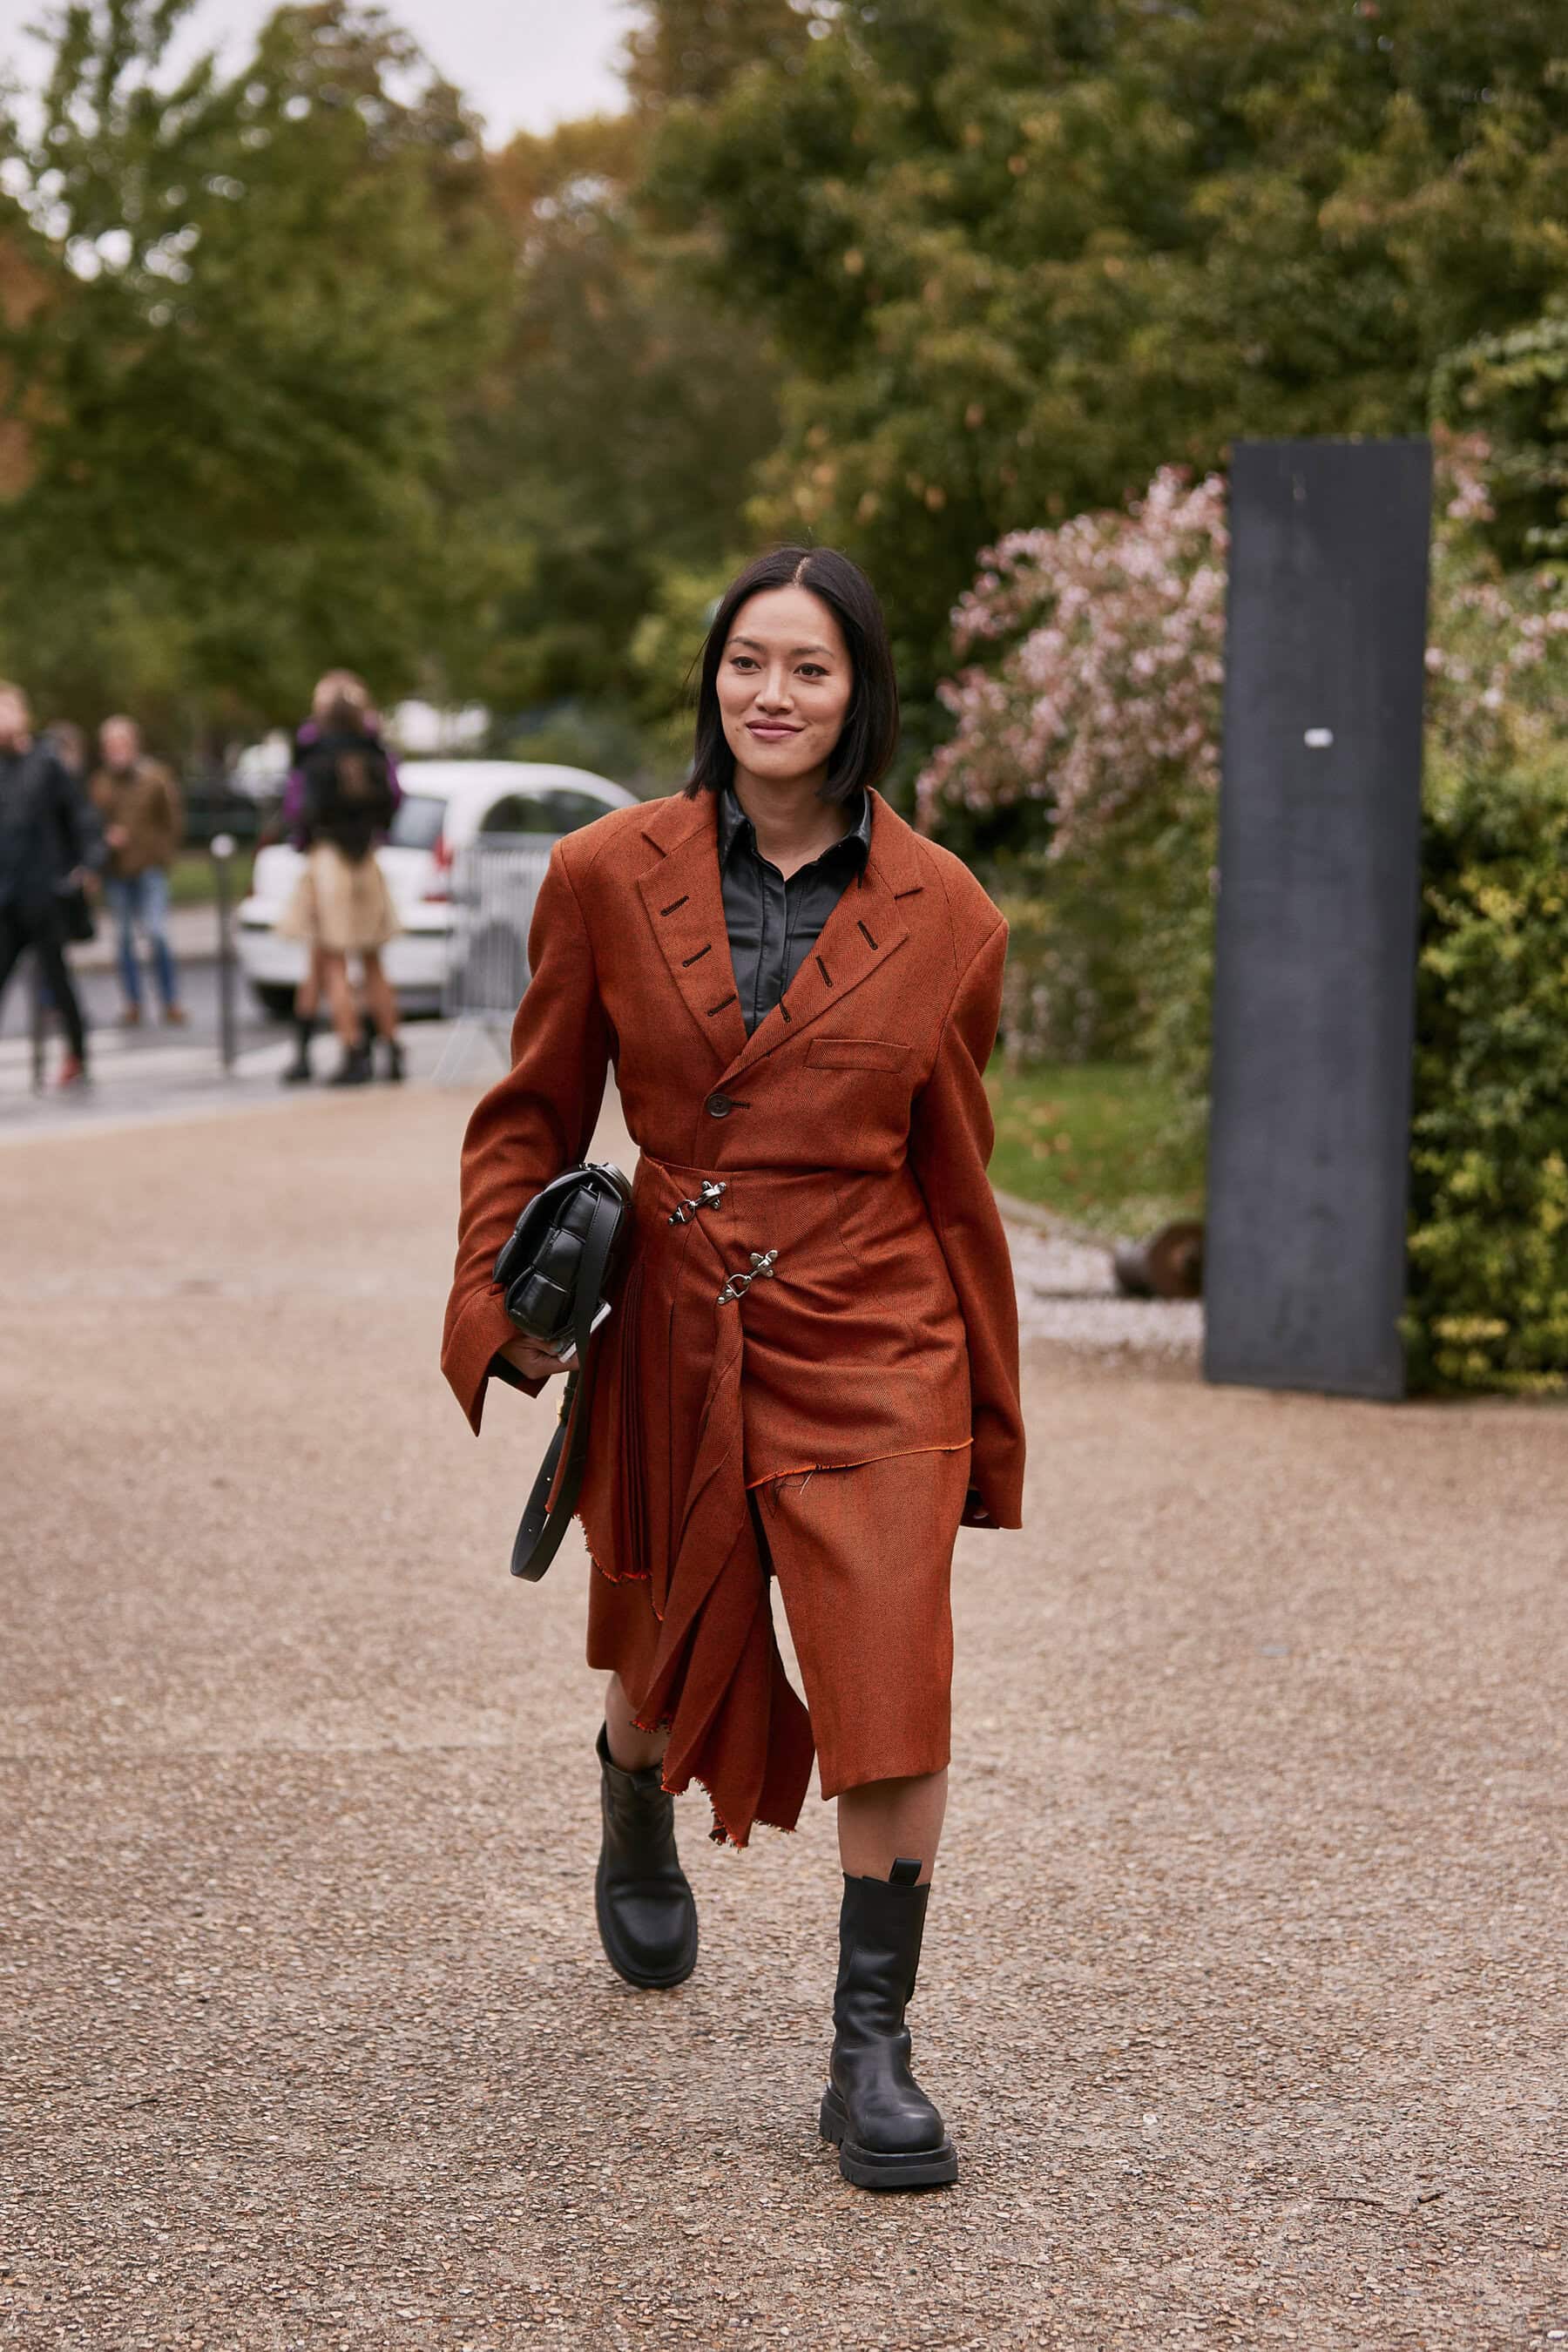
[{"left": 717, "top": 785, "right": 873, "bottom": 1035}]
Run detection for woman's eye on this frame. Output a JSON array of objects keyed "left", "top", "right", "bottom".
[
  {"left": 799, "top": 665, "right": 827, "bottom": 679},
  {"left": 730, "top": 656, "right": 758, "bottom": 672}
]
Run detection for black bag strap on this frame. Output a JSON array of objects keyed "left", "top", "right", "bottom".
[{"left": 509, "top": 1179, "right": 624, "bottom": 1582}]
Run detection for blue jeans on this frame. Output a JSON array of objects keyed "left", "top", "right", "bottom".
[{"left": 105, "top": 868, "right": 179, "bottom": 1011}]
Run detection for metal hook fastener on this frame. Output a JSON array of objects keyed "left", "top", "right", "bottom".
[
  {"left": 668, "top": 1178, "right": 727, "bottom": 1227},
  {"left": 717, "top": 1248, "right": 778, "bottom": 1306}
]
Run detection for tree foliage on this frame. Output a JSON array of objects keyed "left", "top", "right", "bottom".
[
  {"left": 467, "top": 112, "right": 779, "bottom": 718},
  {"left": 0, "top": 0, "right": 506, "bottom": 740},
  {"left": 643, "top": 0, "right": 1568, "bottom": 698}
]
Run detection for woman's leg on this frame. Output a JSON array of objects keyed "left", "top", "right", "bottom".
[
  {"left": 319, "top": 950, "right": 361, "bottom": 1048},
  {"left": 604, "top": 1672, "right": 669, "bottom": 1772},
  {"left": 837, "top": 1768, "right": 948, "bottom": 1884},
  {"left": 32, "top": 926, "right": 89, "bottom": 1073},
  {"left": 359, "top": 950, "right": 399, "bottom": 1042},
  {"left": 758, "top": 1452, "right": 967, "bottom": 2190},
  {"left": 595, "top": 1674, "right": 694, "bottom": 1990},
  {"left": 295, "top": 944, "right": 323, "bottom": 1021}
]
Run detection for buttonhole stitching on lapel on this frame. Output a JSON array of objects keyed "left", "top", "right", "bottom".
[
  {"left": 779, "top": 1002, "right": 793, "bottom": 1022},
  {"left": 857, "top": 920, "right": 877, "bottom": 948},
  {"left": 706, "top": 992, "right": 738, "bottom": 1017},
  {"left": 660, "top": 895, "right": 689, "bottom": 916},
  {"left": 893, "top": 886, "right": 921, "bottom": 900},
  {"left": 815, "top": 955, "right": 833, "bottom": 986},
  {"left": 681, "top": 943, "right": 712, "bottom": 967}
]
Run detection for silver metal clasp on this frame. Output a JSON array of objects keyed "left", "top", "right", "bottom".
[
  {"left": 717, "top": 1248, "right": 777, "bottom": 1306},
  {"left": 668, "top": 1177, "right": 727, "bottom": 1227}
]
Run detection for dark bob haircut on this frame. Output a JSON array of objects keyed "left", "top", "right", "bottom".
[{"left": 685, "top": 545, "right": 900, "bottom": 807}]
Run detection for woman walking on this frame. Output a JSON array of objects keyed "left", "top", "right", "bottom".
[{"left": 443, "top": 549, "right": 1024, "bottom": 2189}]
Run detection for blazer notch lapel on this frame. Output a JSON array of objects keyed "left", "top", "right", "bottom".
[{"left": 635, "top": 801, "right": 749, "bottom": 1069}]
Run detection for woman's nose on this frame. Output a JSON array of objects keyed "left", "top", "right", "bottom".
[{"left": 756, "top": 668, "right": 794, "bottom": 711}]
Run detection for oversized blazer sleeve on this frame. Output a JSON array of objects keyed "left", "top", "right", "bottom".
[
  {"left": 907, "top": 914, "right": 1025, "bottom": 1528},
  {"left": 441, "top": 842, "right": 612, "bottom": 1433}
]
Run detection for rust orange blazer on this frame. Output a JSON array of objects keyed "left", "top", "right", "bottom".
[{"left": 443, "top": 784, "right": 1025, "bottom": 1844}]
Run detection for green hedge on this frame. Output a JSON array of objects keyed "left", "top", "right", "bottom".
[{"left": 1405, "top": 765, "right": 1568, "bottom": 1395}]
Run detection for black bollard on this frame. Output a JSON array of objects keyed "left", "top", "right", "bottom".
[{"left": 212, "top": 832, "right": 237, "bottom": 1073}]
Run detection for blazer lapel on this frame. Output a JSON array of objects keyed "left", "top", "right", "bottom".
[
  {"left": 634, "top": 796, "right": 750, "bottom": 1071},
  {"left": 718, "top": 789, "right": 923, "bottom": 1086}
]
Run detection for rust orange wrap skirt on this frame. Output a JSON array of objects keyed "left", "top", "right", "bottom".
[{"left": 575, "top": 1150, "right": 974, "bottom": 1846}]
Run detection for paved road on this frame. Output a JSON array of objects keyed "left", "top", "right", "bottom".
[{"left": 2, "top": 1085, "right": 1564, "bottom": 2349}]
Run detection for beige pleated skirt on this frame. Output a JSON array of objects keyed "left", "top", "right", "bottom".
[{"left": 277, "top": 843, "right": 399, "bottom": 956}]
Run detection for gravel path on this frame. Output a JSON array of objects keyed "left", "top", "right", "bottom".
[{"left": 3, "top": 1086, "right": 1564, "bottom": 2349}]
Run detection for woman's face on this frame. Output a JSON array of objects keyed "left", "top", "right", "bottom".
[{"left": 716, "top": 585, "right": 854, "bottom": 788}]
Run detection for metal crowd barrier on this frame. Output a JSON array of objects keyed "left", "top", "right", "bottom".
[{"left": 435, "top": 837, "right": 552, "bottom": 1083}]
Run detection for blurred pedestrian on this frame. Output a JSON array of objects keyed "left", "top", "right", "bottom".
[
  {"left": 278, "top": 686, "right": 404, "bottom": 1085},
  {"left": 89, "top": 715, "right": 186, "bottom": 1027},
  {"left": 278, "top": 672, "right": 403, "bottom": 1084},
  {"left": 0, "top": 680, "right": 101, "bottom": 1089}
]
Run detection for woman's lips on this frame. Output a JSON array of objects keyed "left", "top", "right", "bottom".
[{"left": 747, "top": 723, "right": 802, "bottom": 740}]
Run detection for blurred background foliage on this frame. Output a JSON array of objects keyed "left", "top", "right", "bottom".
[{"left": 3, "top": 0, "right": 1565, "bottom": 766}]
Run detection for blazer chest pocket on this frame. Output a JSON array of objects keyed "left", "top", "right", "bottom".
[{"left": 807, "top": 1036, "right": 910, "bottom": 1073}]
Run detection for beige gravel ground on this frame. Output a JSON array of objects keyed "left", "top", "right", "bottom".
[{"left": 3, "top": 1085, "right": 1565, "bottom": 2351}]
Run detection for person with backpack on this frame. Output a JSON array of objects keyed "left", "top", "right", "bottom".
[
  {"left": 277, "top": 682, "right": 404, "bottom": 1085},
  {"left": 277, "top": 674, "right": 404, "bottom": 1085},
  {"left": 0, "top": 679, "right": 102, "bottom": 1091}
]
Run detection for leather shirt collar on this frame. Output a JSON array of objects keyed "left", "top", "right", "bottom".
[{"left": 716, "top": 782, "right": 872, "bottom": 871}]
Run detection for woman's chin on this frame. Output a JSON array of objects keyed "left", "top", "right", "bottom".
[{"left": 728, "top": 740, "right": 824, "bottom": 785}]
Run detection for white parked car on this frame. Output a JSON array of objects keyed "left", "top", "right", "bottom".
[{"left": 238, "top": 760, "right": 636, "bottom": 1017}]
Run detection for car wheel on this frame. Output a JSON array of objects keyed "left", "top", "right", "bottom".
[{"left": 253, "top": 983, "right": 298, "bottom": 1020}]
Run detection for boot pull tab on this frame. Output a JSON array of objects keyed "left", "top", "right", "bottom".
[{"left": 889, "top": 1857, "right": 923, "bottom": 1887}]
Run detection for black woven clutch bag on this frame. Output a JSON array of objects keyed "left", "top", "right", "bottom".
[{"left": 493, "top": 1162, "right": 633, "bottom": 1581}]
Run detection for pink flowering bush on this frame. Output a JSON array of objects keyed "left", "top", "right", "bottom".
[
  {"left": 923, "top": 436, "right": 1568, "bottom": 1093},
  {"left": 916, "top": 468, "right": 1228, "bottom": 856},
  {"left": 920, "top": 435, "right": 1568, "bottom": 852}
]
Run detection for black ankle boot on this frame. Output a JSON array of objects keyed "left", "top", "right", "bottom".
[
  {"left": 280, "top": 1016, "right": 315, "bottom": 1085},
  {"left": 326, "top": 1039, "right": 373, "bottom": 1087},
  {"left": 819, "top": 1861, "right": 956, "bottom": 2189},
  {"left": 594, "top": 1725, "right": 698, "bottom": 1990},
  {"left": 380, "top": 1036, "right": 405, "bottom": 1084}
]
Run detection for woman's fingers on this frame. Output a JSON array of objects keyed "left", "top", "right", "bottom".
[{"left": 500, "top": 1335, "right": 568, "bottom": 1380}]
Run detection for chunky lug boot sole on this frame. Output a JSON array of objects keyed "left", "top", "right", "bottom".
[
  {"left": 818, "top": 2084, "right": 957, "bottom": 2190},
  {"left": 593, "top": 1862, "right": 699, "bottom": 1990}
]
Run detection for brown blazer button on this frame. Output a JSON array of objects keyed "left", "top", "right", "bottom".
[{"left": 706, "top": 1092, "right": 734, "bottom": 1119}]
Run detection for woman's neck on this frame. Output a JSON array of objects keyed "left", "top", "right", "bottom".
[{"left": 730, "top": 766, "right": 853, "bottom": 881}]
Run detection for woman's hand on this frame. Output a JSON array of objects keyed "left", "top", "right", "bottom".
[
  {"left": 961, "top": 1486, "right": 993, "bottom": 1528},
  {"left": 499, "top": 1334, "right": 571, "bottom": 1382}
]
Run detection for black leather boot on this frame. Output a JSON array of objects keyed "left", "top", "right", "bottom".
[
  {"left": 280, "top": 1016, "right": 315, "bottom": 1085},
  {"left": 819, "top": 1861, "right": 956, "bottom": 2189},
  {"left": 594, "top": 1724, "right": 698, "bottom": 1990},
  {"left": 326, "top": 1038, "right": 373, "bottom": 1087}
]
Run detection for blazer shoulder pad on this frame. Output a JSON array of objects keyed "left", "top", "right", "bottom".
[
  {"left": 554, "top": 795, "right": 662, "bottom": 884},
  {"left": 906, "top": 832, "right": 1005, "bottom": 964}
]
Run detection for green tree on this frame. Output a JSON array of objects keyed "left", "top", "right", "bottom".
[
  {"left": 642, "top": 0, "right": 1568, "bottom": 720},
  {"left": 0, "top": 0, "right": 506, "bottom": 743},
  {"left": 463, "top": 108, "right": 781, "bottom": 727}
]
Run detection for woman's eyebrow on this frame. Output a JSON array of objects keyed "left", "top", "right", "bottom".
[{"left": 728, "top": 635, "right": 835, "bottom": 657}]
